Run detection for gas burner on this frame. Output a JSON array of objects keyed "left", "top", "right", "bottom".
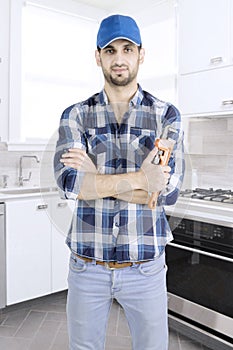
[
  {"left": 210, "top": 195, "right": 230, "bottom": 203},
  {"left": 222, "top": 197, "right": 233, "bottom": 204},
  {"left": 180, "top": 188, "right": 233, "bottom": 204}
]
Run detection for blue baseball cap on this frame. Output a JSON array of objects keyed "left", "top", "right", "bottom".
[{"left": 97, "top": 14, "right": 142, "bottom": 49}]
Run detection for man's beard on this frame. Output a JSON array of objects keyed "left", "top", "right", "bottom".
[{"left": 101, "top": 64, "right": 139, "bottom": 87}]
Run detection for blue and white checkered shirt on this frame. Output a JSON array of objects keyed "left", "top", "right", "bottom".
[{"left": 54, "top": 85, "right": 185, "bottom": 262}]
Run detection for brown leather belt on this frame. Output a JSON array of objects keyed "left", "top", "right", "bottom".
[{"left": 75, "top": 254, "right": 147, "bottom": 270}]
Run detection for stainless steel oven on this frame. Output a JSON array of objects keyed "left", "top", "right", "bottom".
[{"left": 165, "top": 189, "right": 233, "bottom": 347}]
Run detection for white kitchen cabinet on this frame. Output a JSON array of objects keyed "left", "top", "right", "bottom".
[
  {"left": 5, "top": 193, "right": 75, "bottom": 305},
  {"left": 231, "top": 0, "right": 233, "bottom": 65},
  {"left": 178, "top": 0, "right": 231, "bottom": 75},
  {"left": 177, "top": 0, "right": 233, "bottom": 116},
  {"left": 50, "top": 197, "right": 74, "bottom": 293},
  {"left": 178, "top": 66, "right": 233, "bottom": 116},
  {"left": 179, "top": 66, "right": 233, "bottom": 115},
  {"left": 6, "top": 198, "right": 51, "bottom": 305}
]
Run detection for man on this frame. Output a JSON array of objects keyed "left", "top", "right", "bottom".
[{"left": 54, "top": 14, "right": 184, "bottom": 350}]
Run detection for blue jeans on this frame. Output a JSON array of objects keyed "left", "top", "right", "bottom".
[{"left": 67, "top": 253, "right": 168, "bottom": 350}]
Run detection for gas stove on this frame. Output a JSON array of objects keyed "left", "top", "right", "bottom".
[
  {"left": 180, "top": 188, "right": 233, "bottom": 204},
  {"left": 165, "top": 188, "right": 233, "bottom": 228}
]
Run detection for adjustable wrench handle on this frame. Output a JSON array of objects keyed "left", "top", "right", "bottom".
[{"left": 148, "top": 131, "right": 177, "bottom": 209}]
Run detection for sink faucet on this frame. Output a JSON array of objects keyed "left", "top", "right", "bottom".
[
  {"left": 1, "top": 175, "right": 9, "bottom": 188},
  {"left": 19, "top": 155, "right": 40, "bottom": 187}
]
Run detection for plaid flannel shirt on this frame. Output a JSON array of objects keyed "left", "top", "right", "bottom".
[{"left": 54, "top": 85, "right": 185, "bottom": 262}]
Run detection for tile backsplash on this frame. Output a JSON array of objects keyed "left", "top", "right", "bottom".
[
  {"left": 0, "top": 115, "right": 233, "bottom": 190},
  {"left": 0, "top": 145, "right": 56, "bottom": 189},
  {"left": 182, "top": 115, "right": 233, "bottom": 190}
]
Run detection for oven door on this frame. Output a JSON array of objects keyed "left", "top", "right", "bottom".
[{"left": 166, "top": 233, "right": 233, "bottom": 341}]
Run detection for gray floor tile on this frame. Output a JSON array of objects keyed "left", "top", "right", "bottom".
[
  {"left": 169, "top": 329, "right": 181, "bottom": 350},
  {"left": 45, "top": 311, "right": 67, "bottom": 322},
  {"left": 14, "top": 310, "right": 47, "bottom": 338},
  {"left": 105, "top": 334, "right": 132, "bottom": 349},
  {"left": 50, "top": 330, "right": 69, "bottom": 350},
  {"left": 59, "top": 321, "right": 68, "bottom": 332},
  {"left": 0, "top": 314, "right": 7, "bottom": 325},
  {"left": 32, "top": 302, "right": 66, "bottom": 313},
  {"left": 117, "top": 308, "right": 131, "bottom": 337},
  {"left": 0, "top": 336, "right": 31, "bottom": 350},
  {"left": 0, "top": 291, "right": 215, "bottom": 350},
  {"left": 1, "top": 309, "right": 30, "bottom": 327},
  {"left": 106, "top": 301, "right": 119, "bottom": 336},
  {"left": 28, "top": 320, "right": 61, "bottom": 350},
  {"left": 0, "top": 324, "right": 19, "bottom": 337}
]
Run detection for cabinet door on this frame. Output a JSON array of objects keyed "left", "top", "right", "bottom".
[
  {"left": 178, "top": 66, "right": 233, "bottom": 115},
  {"left": 179, "top": 0, "right": 230, "bottom": 74},
  {"left": 50, "top": 196, "right": 75, "bottom": 292},
  {"left": 231, "top": 0, "right": 233, "bottom": 65},
  {"left": 6, "top": 199, "right": 51, "bottom": 305}
]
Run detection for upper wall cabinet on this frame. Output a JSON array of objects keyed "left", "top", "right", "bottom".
[
  {"left": 178, "top": 66, "right": 233, "bottom": 115},
  {"left": 178, "top": 0, "right": 231, "bottom": 75},
  {"left": 178, "top": 0, "right": 233, "bottom": 116}
]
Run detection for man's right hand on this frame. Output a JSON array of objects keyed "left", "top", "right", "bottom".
[{"left": 139, "top": 148, "right": 171, "bottom": 193}]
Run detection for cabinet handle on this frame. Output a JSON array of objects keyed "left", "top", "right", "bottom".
[
  {"left": 37, "top": 204, "right": 48, "bottom": 210},
  {"left": 210, "top": 56, "right": 223, "bottom": 65},
  {"left": 57, "top": 202, "right": 67, "bottom": 208},
  {"left": 168, "top": 242, "right": 233, "bottom": 263},
  {"left": 222, "top": 99, "right": 233, "bottom": 106}
]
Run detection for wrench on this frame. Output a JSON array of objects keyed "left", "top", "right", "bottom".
[{"left": 148, "top": 126, "right": 177, "bottom": 209}]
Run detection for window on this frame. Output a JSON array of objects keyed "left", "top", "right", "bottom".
[{"left": 21, "top": 3, "right": 102, "bottom": 142}]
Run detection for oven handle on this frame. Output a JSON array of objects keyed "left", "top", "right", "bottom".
[{"left": 168, "top": 242, "right": 233, "bottom": 263}]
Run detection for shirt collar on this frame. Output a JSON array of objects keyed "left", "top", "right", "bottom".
[{"left": 99, "top": 84, "right": 144, "bottom": 107}]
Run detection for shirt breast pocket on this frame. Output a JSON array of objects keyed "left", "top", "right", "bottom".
[
  {"left": 130, "top": 127, "right": 156, "bottom": 155},
  {"left": 86, "top": 127, "right": 109, "bottom": 155}
]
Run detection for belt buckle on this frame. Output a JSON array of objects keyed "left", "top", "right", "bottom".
[{"left": 104, "top": 262, "right": 116, "bottom": 270}]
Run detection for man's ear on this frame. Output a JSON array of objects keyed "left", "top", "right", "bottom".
[
  {"left": 95, "top": 50, "right": 101, "bottom": 67},
  {"left": 139, "top": 48, "right": 145, "bottom": 64}
]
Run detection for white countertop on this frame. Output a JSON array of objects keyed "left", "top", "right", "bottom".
[{"left": 0, "top": 186, "right": 59, "bottom": 201}]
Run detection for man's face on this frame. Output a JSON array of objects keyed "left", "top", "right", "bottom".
[{"left": 95, "top": 39, "right": 145, "bottom": 87}]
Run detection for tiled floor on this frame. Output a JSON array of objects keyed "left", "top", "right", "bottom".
[{"left": 0, "top": 291, "right": 212, "bottom": 350}]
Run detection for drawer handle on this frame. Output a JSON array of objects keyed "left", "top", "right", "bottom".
[
  {"left": 210, "top": 56, "right": 223, "bottom": 65},
  {"left": 37, "top": 204, "right": 48, "bottom": 210},
  {"left": 57, "top": 202, "right": 67, "bottom": 208},
  {"left": 222, "top": 99, "right": 233, "bottom": 106}
]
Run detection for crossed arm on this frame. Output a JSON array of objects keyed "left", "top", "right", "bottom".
[{"left": 60, "top": 148, "right": 171, "bottom": 205}]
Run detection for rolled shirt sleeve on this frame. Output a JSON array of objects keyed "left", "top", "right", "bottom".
[{"left": 54, "top": 104, "right": 86, "bottom": 200}]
